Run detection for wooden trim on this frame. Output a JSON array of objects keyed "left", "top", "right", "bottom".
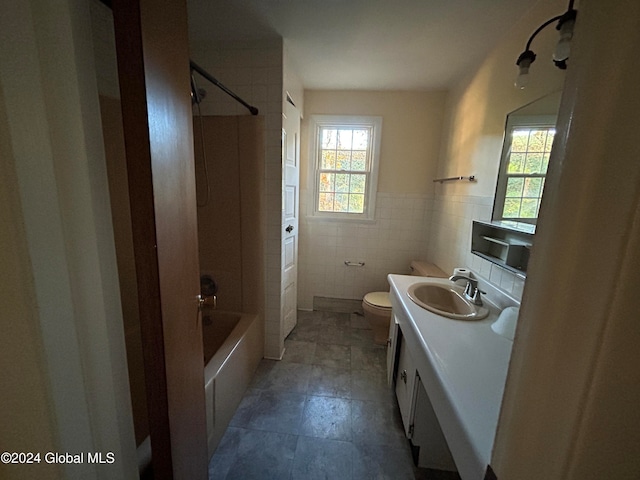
[{"left": 111, "top": 0, "right": 173, "bottom": 476}]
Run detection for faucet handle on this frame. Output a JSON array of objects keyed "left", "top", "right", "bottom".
[{"left": 470, "top": 287, "right": 486, "bottom": 306}]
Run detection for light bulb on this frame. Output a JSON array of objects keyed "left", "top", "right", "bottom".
[
  {"left": 514, "top": 51, "right": 535, "bottom": 89},
  {"left": 515, "top": 66, "right": 530, "bottom": 89},
  {"left": 554, "top": 18, "right": 575, "bottom": 62}
]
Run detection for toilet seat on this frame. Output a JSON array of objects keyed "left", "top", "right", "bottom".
[{"left": 363, "top": 291, "right": 392, "bottom": 311}]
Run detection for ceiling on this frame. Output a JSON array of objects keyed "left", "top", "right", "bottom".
[{"left": 187, "top": 0, "right": 536, "bottom": 91}]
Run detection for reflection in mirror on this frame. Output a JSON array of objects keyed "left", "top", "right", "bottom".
[{"left": 492, "top": 91, "right": 562, "bottom": 227}]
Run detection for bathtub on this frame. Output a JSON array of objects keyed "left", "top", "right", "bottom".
[{"left": 202, "top": 311, "right": 263, "bottom": 458}]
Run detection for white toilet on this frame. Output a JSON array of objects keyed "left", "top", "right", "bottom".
[{"left": 362, "top": 261, "right": 447, "bottom": 345}]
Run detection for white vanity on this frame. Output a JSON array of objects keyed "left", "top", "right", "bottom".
[{"left": 387, "top": 274, "right": 515, "bottom": 480}]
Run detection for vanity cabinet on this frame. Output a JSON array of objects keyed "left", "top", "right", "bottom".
[
  {"left": 395, "top": 335, "right": 418, "bottom": 437},
  {"left": 391, "top": 318, "right": 457, "bottom": 471}
]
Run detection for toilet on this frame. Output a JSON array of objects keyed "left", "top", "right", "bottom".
[{"left": 362, "top": 261, "right": 447, "bottom": 345}]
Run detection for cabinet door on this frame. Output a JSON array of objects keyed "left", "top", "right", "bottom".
[{"left": 395, "top": 337, "right": 418, "bottom": 438}]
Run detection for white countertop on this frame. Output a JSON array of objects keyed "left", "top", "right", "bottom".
[{"left": 388, "top": 274, "right": 514, "bottom": 480}]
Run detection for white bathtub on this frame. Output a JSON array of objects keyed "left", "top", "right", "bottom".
[{"left": 202, "top": 311, "right": 263, "bottom": 457}]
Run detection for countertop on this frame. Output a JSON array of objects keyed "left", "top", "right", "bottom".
[{"left": 388, "top": 274, "right": 514, "bottom": 480}]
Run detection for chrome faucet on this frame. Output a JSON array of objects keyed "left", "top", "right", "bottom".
[{"left": 449, "top": 275, "right": 485, "bottom": 306}]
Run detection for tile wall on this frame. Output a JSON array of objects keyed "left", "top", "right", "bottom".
[
  {"left": 429, "top": 194, "right": 525, "bottom": 301},
  {"left": 297, "top": 191, "right": 433, "bottom": 310},
  {"left": 190, "top": 39, "right": 285, "bottom": 358}
]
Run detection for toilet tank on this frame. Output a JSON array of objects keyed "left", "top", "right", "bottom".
[{"left": 410, "top": 261, "right": 447, "bottom": 278}]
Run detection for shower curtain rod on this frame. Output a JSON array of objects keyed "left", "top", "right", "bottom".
[{"left": 190, "top": 60, "right": 259, "bottom": 116}]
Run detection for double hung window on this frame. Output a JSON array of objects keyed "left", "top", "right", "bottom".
[
  {"left": 309, "top": 115, "right": 382, "bottom": 221},
  {"left": 494, "top": 117, "right": 556, "bottom": 224}
]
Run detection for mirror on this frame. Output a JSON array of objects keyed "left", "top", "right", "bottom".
[{"left": 492, "top": 91, "right": 562, "bottom": 228}]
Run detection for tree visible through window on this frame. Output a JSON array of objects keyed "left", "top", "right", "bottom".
[
  {"left": 318, "top": 127, "right": 369, "bottom": 213},
  {"left": 309, "top": 115, "right": 382, "bottom": 221}
]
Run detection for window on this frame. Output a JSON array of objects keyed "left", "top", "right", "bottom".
[
  {"left": 308, "top": 115, "right": 382, "bottom": 221},
  {"left": 493, "top": 116, "right": 556, "bottom": 224}
]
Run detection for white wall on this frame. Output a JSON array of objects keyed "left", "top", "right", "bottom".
[
  {"left": 298, "top": 90, "right": 447, "bottom": 309},
  {"left": 431, "top": 0, "right": 567, "bottom": 301}
]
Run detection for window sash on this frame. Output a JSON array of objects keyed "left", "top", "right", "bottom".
[{"left": 315, "top": 124, "right": 374, "bottom": 216}]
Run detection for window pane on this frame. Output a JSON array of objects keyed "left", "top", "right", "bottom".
[
  {"left": 348, "top": 194, "right": 365, "bottom": 213},
  {"left": 337, "top": 129, "right": 352, "bottom": 150},
  {"left": 511, "top": 130, "right": 529, "bottom": 152},
  {"left": 321, "top": 150, "right": 336, "bottom": 169},
  {"left": 545, "top": 130, "right": 556, "bottom": 150},
  {"left": 336, "top": 151, "right": 351, "bottom": 170},
  {"left": 506, "top": 177, "right": 524, "bottom": 197},
  {"left": 503, "top": 198, "right": 521, "bottom": 218},
  {"left": 520, "top": 198, "right": 538, "bottom": 218},
  {"left": 524, "top": 153, "right": 543, "bottom": 173},
  {"left": 334, "top": 194, "right": 349, "bottom": 212},
  {"left": 318, "top": 193, "right": 334, "bottom": 211},
  {"left": 350, "top": 174, "right": 366, "bottom": 193},
  {"left": 322, "top": 129, "right": 336, "bottom": 149},
  {"left": 528, "top": 130, "right": 547, "bottom": 151},
  {"left": 319, "top": 173, "right": 334, "bottom": 192},
  {"left": 507, "top": 153, "right": 525, "bottom": 173},
  {"left": 352, "top": 130, "right": 368, "bottom": 149},
  {"left": 335, "top": 174, "right": 350, "bottom": 192},
  {"left": 523, "top": 177, "right": 543, "bottom": 198},
  {"left": 541, "top": 152, "right": 550, "bottom": 173},
  {"left": 351, "top": 151, "right": 367, "bottom": 171}
]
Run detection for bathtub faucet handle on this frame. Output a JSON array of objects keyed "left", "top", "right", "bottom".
[{"left": 198, "top": 294, "right": 217, "bottom": 310}]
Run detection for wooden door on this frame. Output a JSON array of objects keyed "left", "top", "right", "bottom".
[
  {"left": 112, "top": 0, "right": 208, "bottom": 478},
  {"left": 282, "top": 99, "right": 300, "bottom": 338}
]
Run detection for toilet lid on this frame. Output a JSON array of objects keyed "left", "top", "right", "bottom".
[{"left": 363, "top": 291, "right": 392, "bottom": 309}]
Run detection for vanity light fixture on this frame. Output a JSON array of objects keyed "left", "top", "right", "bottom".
[{"left": 515, "top": 0, "right": 578, "bottom": 89}]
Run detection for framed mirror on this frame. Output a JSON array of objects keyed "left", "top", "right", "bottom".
[{"left": 492, "top": 91, "right": 562, "bottom": 227}]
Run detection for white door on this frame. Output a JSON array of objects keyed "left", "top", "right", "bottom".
[{"left": 282, "top": 98, "right": 300, "bottom": 338}]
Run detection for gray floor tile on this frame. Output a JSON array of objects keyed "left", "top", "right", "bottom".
[
  {"left": 224, "top": 429, "right": 297, "bottom": 480},
  {"left": 317, "top": 324, "right": 352, "bottom": 346},
  {"left": 229, "top": 389, "right": 261, "bottom": 428},
  {"left": 282, "top": 339, "right": 316, "bottom": 364},
  {"left": 249, "top": 359, "right": 277, "bottom": 389},
  {"left": 314, "top": 343, "right": 351, "bottom": 369},
  {"left": 349, "top": 328, "right": 376, "bottom": 347},
  {"left": 246, "top": 390, "right": 306, "bottom": 435},
  {"left": 308, "top": 365, "right": 352, "bottom": 399},
  {"left": 350, "top": 313, "right": 370, "bottom": 330},
  {"left": 318, "top": 311, "right": 351, "bottom": 327},
  {"left": 209, "top": 309, "right": 458, "bottom": 480},
  {"left": 261, "top": 361, "right": 312, "bottom": 393},
  {"left": 352, "top": 443, "right": 416, "bottom": 480},
  {"left": 351, "top": 345, "right": 386, "bottom": 373},
  {"left": 287, "top": 323, "right": 321, "bottom": 342},
  {"left": 351, "top": 399, "right": 407, "bottom": 446},
  {"left": 351, "top": 368, "right": 394, "bottom": 402},
  {"left": 299, "top": 396, "right": 352, "bottom": 441},
  {"left": 291, "top": 436, "right": 353, "bottom": 480}
]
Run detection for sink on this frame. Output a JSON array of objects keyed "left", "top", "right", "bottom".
[{"left": 407, "top": 282, "right": 489, "bottom": 320}]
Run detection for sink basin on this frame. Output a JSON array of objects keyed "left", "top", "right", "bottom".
[{"left": 407, "top": 282, "right": 489, "bottom": 320}]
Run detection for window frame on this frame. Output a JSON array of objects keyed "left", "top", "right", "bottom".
[
  {"left": 493, "top": 114, "right": 557, "bottom": 225},
  {"left": 307, "top": 115, "right": 382, "bottom": 222}
]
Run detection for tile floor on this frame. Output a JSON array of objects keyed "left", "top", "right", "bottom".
[{"left": 208, "top": 309, "right": 459, "bottom": 480}]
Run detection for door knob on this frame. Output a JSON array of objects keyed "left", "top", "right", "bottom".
[{"left": 285, "top": 224, "right": 294, "bottom": 233}]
